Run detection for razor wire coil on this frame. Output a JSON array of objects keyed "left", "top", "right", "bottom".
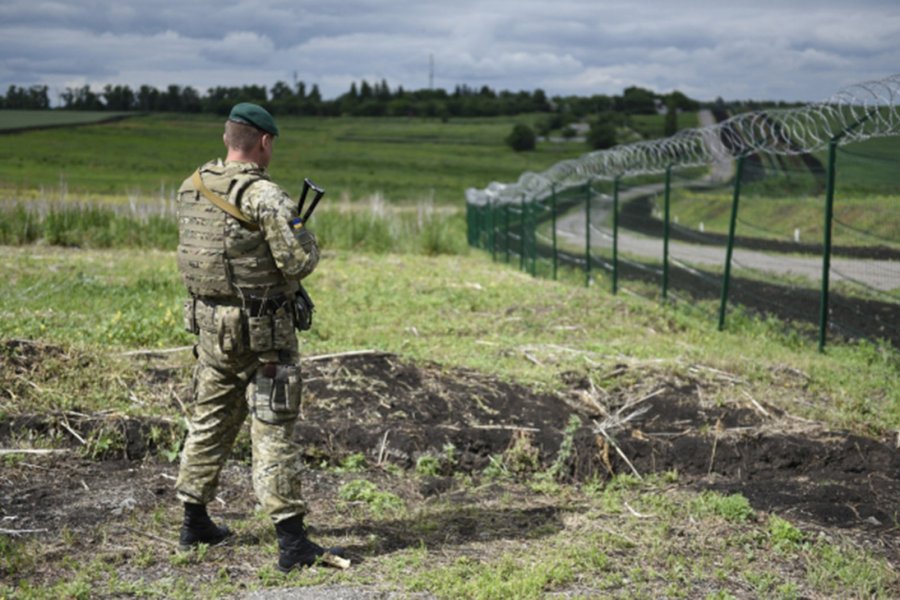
[{"left": 467, "top": 74, "right": 900, "bottom": 207}]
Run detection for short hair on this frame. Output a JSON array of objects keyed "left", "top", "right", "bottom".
[{"left": 224, "top": 120, "right": 263, "bottom": 153}]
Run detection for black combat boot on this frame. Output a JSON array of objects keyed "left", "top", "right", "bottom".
[
  {"left": 275, "top": 515, "right": 346, "bottom": 572},
  {"left": 179, "top": 502, "right": 231, "bottom": 549}
]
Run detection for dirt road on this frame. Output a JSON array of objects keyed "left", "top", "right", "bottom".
[{"left": 554, "top": 182, "right": 899, "bottom": 293}]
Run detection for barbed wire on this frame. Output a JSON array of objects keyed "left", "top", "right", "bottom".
[{"left": 466, "top": 73, "right": 900, "bottom": 206}]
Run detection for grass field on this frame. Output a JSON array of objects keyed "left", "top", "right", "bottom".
[
  {"left": 0, "top": 112, "right": 588, "bottom": 204},
  {"left": 0, "top": 246, "right": 897, "bottom": 598}
]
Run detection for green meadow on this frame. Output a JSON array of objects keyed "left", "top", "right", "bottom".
[{"left": 0, "top": 112, "right": 588, "bottom": 204}]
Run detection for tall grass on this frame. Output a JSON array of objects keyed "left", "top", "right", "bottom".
[
  {"left": 313, "top": 196, "right": 468, "bottom": 255},
  {"left": 0, "top": 199, "right": 468, "bottom": 255},
  {"left": 0, "top": 202, "right": 177, "bottom": 248}
]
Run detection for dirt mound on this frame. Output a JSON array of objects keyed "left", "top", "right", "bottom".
[
  {"left": 295, "top": 353, "right": 899, "bottom": 533},
  {"left": 1, "top": 349, "right": 897, "bottom": 550}
]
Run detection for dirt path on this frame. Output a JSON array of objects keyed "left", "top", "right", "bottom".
[
  {"left": 557, "top": 222, "right": 900, "bottom": 292},
  {"left": 555, "top": 186, "right": 899, "bottom": 292}
]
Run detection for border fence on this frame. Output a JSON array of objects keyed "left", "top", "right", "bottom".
[{"left": 466, "top": 75, "right": 900, "bottom": 350}]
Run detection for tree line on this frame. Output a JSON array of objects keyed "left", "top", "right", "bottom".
[{"left": 1, "top": 80, "right": 708, "bottom": 119}]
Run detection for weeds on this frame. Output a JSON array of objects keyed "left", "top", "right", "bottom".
[
  {"left": 338, "top": 479, "right": 405, "bottom": 516},
  {"left": 691, "top": 491, "right": 756, "bottom": 523}
]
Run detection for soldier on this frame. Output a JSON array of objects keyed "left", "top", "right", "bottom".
[{"left": 174, "top": 102, "right": 345, "bottom": 571}]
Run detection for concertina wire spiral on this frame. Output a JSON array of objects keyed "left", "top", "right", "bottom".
[{"left": 465, "top": 73, "right": 900, "bottom": 206}]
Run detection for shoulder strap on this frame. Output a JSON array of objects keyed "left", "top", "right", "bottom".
[{"left": 191, "top": 169, "right": 260, "bottom": 232}]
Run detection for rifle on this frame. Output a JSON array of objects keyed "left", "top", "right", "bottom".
[
  {"left": 296, "top": 177, "right": 325, "bottom": 224},
  {"left": 290, "top": 178, "right": 325, "bottom": 332}
]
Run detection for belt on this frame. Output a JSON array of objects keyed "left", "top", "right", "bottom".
[{"left": 195, "top": 295, "right": 291, "bottom": 315}]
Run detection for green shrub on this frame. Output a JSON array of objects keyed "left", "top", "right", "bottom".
[{"left": 506, "top": 123, "right": 536, "bottom": 152}]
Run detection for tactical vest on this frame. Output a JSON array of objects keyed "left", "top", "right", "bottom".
[{"left": 176, "top": 160, "right": 299, "bottom": 301}]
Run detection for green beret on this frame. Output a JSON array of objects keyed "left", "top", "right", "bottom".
[{"left": 228, "top": 102, "right": 279, "bottom": 136}]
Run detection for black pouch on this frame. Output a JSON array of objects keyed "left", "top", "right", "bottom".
[
  {"left": 294, "top": 284, "right": 315, "bottom": 331},
  {"left": 182, "top": 298, "right": 199, "bottom": 334},
  {"left": 251, "top": 363, "right": 301, "bottom": 424}
]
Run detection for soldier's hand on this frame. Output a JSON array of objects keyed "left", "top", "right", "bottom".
[{"left": 293, "top": 226, "right": 316, "bottom": 252}]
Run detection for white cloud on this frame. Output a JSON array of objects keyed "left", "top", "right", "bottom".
[{"left": 1, "top": 0, "right": 898, "bottom": 103}]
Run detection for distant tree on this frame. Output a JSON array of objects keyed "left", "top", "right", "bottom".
[
  {"left": 3, "top": 85, "right": 50, "bottom": 109},
  {"left": 619, "top": 86, "right": 657, "bottom": 114},
  {"left": 532, "top": 88, "right": 550, "bottom": 112},
  {"left": 479, "top": 85, "right": 496, "bottom": 98},
  {"left": 180, "top": 86, "right": 202, "bottom": 113},
  {"left": 664, "top": 90, "right": 699, "bottom": 112},
  {"left": 506, "top": 123, "right": 536, "bottom": 152},
  {"left": 160, "top": 84, "right": 183, "bottom": 111},
  {"left": 376, "top": 79, "right": 391, "bottom": 100},
  {"left": 60, "top": 85, "right": 102, "bottom": 110},
  {"left": 102, "top": 84, "right": 135, "bottom": 110},
  {"left": 387, "top": 96, "right": 414, "bottom": 117},
  {"left": 136, "top": 85, "right": 160, "bottom": 111},
  {"left": 270, "top": 81, "right": 294, "bottom": 101},
  {"left": 587, "top": 118, "right": 617, "bottom": 150}
]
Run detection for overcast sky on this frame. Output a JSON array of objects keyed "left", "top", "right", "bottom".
[{"left": 2, "top": 0, "right": 898, "bottom": 105}]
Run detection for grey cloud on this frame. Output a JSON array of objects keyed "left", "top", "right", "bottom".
[{"left": 1, "top": 0, "right": 898, "bottom": 102}]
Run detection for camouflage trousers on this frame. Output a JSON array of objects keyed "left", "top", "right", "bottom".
[{"left": 175, "top": 314, "right": 306, "bottom": 523}]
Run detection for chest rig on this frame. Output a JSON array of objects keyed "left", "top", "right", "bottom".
[{"left": 176, "top": 161, "right": 299, "bottom": 302}]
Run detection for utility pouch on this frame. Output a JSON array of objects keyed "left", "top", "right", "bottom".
[
  {"left": 272, "top": 307, "right": 295, "bottom": 348},
  {"left": 252, "top": 363, "right": 301, "bottom": 424},
  {"left": 247, "top": 314, "right": 273, "bottom": 351},
  {"left": 294, "top": 285, "right": 315, "bottom": 332},
  {"left": 182, "top": 298, "right": 199, "bottom": 334},
  {"left": 215, "top": 305, "right": 244, "bottom": 353}
]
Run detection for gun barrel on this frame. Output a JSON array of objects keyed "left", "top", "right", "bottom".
[
  {"left": 302, "top": 189, "right": 325, "bottom": 222},
  {"left": 296, "top": 177, "right": 325, "bottom": 222}
]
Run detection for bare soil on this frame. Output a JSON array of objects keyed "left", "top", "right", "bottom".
[{"left": 1, "top": 342, "right": 898, "bottom": 594}]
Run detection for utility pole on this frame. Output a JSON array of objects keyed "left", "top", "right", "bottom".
[{"left": 429, "top": 54, "right": 434, "bottom": 90}]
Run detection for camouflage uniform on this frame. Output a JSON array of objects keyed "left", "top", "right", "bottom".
[{"left": 175, "top": 158, "right": 318, "bottom": 523}]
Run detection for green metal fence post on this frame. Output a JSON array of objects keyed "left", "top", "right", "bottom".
[
  {"left": 815, "top": 112, "right": 872, "bottom": 352},
  {"left": 519, "top": 196, "right": 526, "bottom": 272},
  {"left": 819, "top": 139, "right": 839, "bottom": 352},
  {"left": 585, "top": 179, "right": 592, "bottom": 287},
  {"left": 662, "top": 164, "right": 672, "bottom": 301},
  {"left": 612, "top": 175, "right": 620, "bottom": 295},
  {"left": 718, "top": 156, "right": 744, "bottom": 331},
  {"left": 488, "top": 200, "right": 497, "bottom": 262},
  {"left": 480, "top": 204, "right": 486, "bottom": 249},
  {"left": 530, "top": 199, "right": 537, "bottom": 276},
  {"left": 504, "top": 204, "right": 511, "bottom": 264},
  {"left": 551, "top": 185, "right": 558, "bottom": 281}
]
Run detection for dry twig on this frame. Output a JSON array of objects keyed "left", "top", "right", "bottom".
[
  {"left": 0, "top": 528, "right": 48, "bottom": 536},
  {"left": 60, "top": 414, "right": 87, "bottom": 446},
  {"left": 623, "top": 502, "right": 652, "bottom": 518},
  {"left": 304, "top": 349, "right": 389, "bottom": 362},
  {"left": 0, "top": 449, "right": 69, "bottom": 456},
  {"left": 742, "top": 390, "right": 771, "bottom": 419},
  {"left": 119, "top": 525, "right": 179, "bottom": 548},
  {"left": 119, "top": 346, "right": 194, "bottom": 357}
]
